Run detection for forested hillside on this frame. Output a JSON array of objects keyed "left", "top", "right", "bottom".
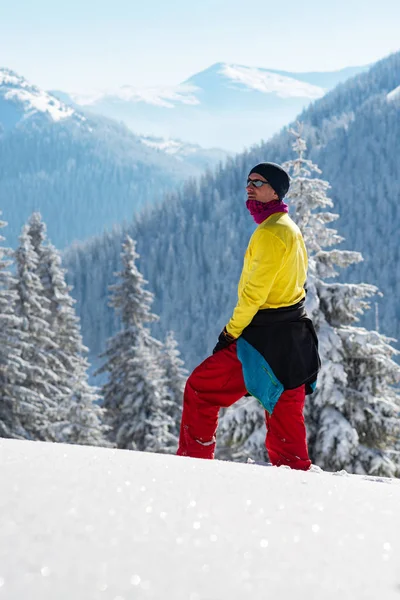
[
  {"left": 0, "top": 68, "right": 226, "bottom": 249},
  {"left": 0, "top": 114, "right": 203, "bottom": 249}
]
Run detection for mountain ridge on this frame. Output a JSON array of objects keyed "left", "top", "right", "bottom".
[{"left": 55, "top": 61, "right": 369, "bottom": 150}]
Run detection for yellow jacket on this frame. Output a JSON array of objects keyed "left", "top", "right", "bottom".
[{"left": 226, "top": 212, "right": 307, "bottom": 338}]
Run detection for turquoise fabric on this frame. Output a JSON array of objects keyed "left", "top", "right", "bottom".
[{"left": 236, "top": 337, "right": 284, "bottom": 414}]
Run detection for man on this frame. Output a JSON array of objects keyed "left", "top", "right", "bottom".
[{"left": 177, "top": 162, "right": 320, "bottom": 470}]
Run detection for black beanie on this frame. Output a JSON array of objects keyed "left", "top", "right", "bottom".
[{"left": 248, "top": 162, "right": 290, "bottom": 200}]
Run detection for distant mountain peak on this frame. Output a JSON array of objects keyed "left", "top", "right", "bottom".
[
  {"left": 183, "top": 62, "right": 326, "bottom": 99},
  {"left": 218, "top": 63, "right": 326, "bottom": 99},
  {"left": 0, "top": 67, "right": 80, "bottom": 126},
  {"left": 139, "top": 134, "right": 229, "bottom": 161},
  {"left": 140, "top": 135, "right": 201, "bottom": 156}
]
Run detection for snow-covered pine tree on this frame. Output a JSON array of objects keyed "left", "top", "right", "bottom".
[
  {"left": 160, "top": 330, "right": 188, "bottom": 439},
  {"left": 0, "top": 212, "right": 29, "bottom": 439},
  {"left": 26, "top": 213, "right": 108, "bottom": 447},
  {"left": 283, "top": 125, "right": 400, "bottom": 477},
  {"left": 112, "top": 334, "right": 176, "bottom": 452},
  {"left": 13, "top": 225, "right": 69, "bottom": 441},
  {"left": 54, "top": 383, "right": 109, "bottom": 448},
  {"left": 217, "top": 396, "right": 269, "bottom": 463},
  {"left": 97, "top": 235, "right": 176, "bottom": 452}
]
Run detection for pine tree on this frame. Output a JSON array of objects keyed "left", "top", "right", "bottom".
[
  {"left": 26, "top": 212, "right": 108, "bottom": 447},
  {"left": 112, "top": 335, "right": 175, "bottom": 452},
  {"left": 97, "top": 236, "right": 176, "bottom": 452},
  {"left": 282, "top": 125, "right": 400, "bottom": 477},
  {"left": 217, "top": 396, "right": 268, "bottom": 463},
  {"left": 0, "top": 213, "right": 28, "bottom": 439},
  {"left": 53, "top": 383, "right": 109, "bottom": 447},
  {"left": 13, "top": 225, "right": 67, "bottom": 441},
  {"left": 160, "top": 330, "right": 188, "bottom": 439}
]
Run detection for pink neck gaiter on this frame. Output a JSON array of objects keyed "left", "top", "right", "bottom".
[{"left": 246, "top": 198, "right": 289, "bottom": 224}]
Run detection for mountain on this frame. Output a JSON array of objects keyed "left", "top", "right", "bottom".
[
  {"left": 0, "top": 68, "right": 226, "bottom": 249},
  {"left": 62, "top": 51, "right": 400, "bottom": 374},
  {"left": 263, "top": 65, "right": 370, "bottom": 89},
  {"left": 1, "top": 438, "right": 400, "bottom": 599},
  {"left": 0, "top": 68, "right": 80, "bottom": 132},
  {"left": 60, "top": 62, "right": 368, "bottom": 150},
  {"left": 139, "top": 135, "right": 229, "bottom": 171}
]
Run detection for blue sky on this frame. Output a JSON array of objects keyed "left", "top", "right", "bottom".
[{"left": 1, "top": 0, "right": 400, "bottom": 92}]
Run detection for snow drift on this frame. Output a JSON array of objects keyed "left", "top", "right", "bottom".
[{"left": 1, "top": 438, "right": 399, "bottom": 599}]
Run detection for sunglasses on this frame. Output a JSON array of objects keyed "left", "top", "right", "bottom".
[{"left": 246, "top": 178, "right": 270, "bottom": 188}]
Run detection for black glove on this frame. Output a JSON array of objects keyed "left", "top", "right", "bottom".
[{"left": 213, "top": 327, "right": 236, "bottom": 354}]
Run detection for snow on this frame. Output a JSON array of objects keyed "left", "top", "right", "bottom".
[
  {"left": 4, "top": 88, "right": 75, "bottom": 122},
  {"left": 0, "top": 70, "right": 22, "bottom": 87},
  {"left": 1, "top": 439, "right": 400, "bottom": 600},
  {"left": 0, "top": 68, "right": 77, "bottom": 122},
  {"left": 140, "top": 136, "right": 198, "bottom": 156},
  {"left": 72, "top": 83, "right": 200, "bottom": 109},
  {"left": 387, "top": 85, "right": 400, "bottom": 102},
  {"left": 221, "top": 64, "right": 326, "bottom": 99}
]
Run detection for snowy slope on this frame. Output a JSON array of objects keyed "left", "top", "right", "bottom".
[
  {"left": 190, "top": 63, "right": 325, "bottom": 99},
  {"left": 0, "top": 68, "right": 79, "bottom": 131},
  {"left": 1, "top": 438, "right": 399, "bottom": 600},
  {"left": 387, "top": 84, "right": 400, "bottom": 102}
]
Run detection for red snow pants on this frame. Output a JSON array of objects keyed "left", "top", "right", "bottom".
[{"left": 177, "top": 342, "right": 311, "bottom": 470}]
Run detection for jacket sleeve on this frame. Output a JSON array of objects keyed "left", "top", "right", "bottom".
[{"left": 226, "top": 229, "right": 286, "bottom": 338}]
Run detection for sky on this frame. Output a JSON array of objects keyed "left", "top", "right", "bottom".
[
  {"left": 1, "top": 437, "right": 400, "bottom": 599},
  {"left": 1, "top": 0, "right": 400, "bottom": 92}
]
